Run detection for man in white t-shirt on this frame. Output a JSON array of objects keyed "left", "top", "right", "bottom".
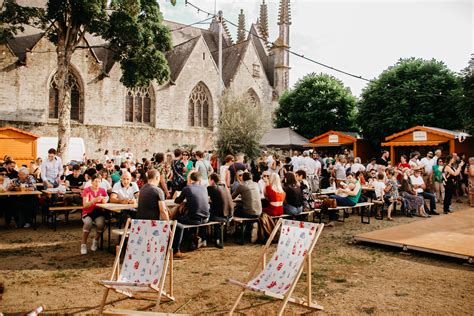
[
  {"left": 420, "top": 151, "right": 435, "bottom": 190},
  {"left": 410, "top": 168, "right": 438, "bottom": 215},
  {"left": 300, "top": 151, "right": 320, "bottom": 192},
  {"left": 291, "top": 151, "right": 302, "bottom": 171},
  {"left": 110, "top": 171, "right": 139, "bottom": 204}
]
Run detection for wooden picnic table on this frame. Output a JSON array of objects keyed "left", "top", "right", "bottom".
[{"left": 0, "top": 190, "right": 42, "bottom": 196}]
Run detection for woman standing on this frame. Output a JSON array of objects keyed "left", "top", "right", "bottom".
[
  {"left": 195, "top": 151, "right": 214, "bottom": 187},
  {"left": 154, "top": 153, "right": 171, "bottom": 199},
  {"left": 466, "top": 157, "right": 474, "bottom": 207},
  {"left": 432, "top": 158, "right": 445, "bottom": 203},
  {"left": 443, "top": 155, "right": 464, "bottom": 214},
  {"left": 219, "top": 155, "right": 234, "bottom": 189}
]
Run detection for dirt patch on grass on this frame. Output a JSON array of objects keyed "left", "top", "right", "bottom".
[{"left": 0, "top": 201, "right": 473, "bottom": 315}]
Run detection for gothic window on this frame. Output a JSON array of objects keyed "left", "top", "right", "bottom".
[
  {"left": 247, "top": 88, "right": 260, "bottom": 107},
  {"left": 125, "top": 86, "right": 154, "bottom": 124},
  {"left": 49, "top": 71, "right": 83, "bottom": 122},
  {"left": 188, "top": 82, "right": 212, "bottom": 128}
]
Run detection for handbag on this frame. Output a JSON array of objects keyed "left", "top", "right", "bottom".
[{"left": 323, "top": 198, "right": 337, "bottom": 208}]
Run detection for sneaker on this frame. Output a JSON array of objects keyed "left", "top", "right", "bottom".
[
  {"left": 215, "top": 239, "right": 224, "bottom": 249},
  {"left": 250, "top": 223, "right": 258, "bottom": 243},
  {"left": 197, "top": 238, "right": 207, "bottom": 248},
  {"left": 91, "top": 239, "right": 98, "bottom": 252},
  {"left": 326, "top": 221, "right": 335, "bottom": 227},
  {"left": 23, "top": 223, "right": 31, "bottom": 228},
  {"left": 80, "top": 244, "right": 87, "bottom": 255},
  {"left": 173, "top": 251, "right": 186, "bottom": 259}
]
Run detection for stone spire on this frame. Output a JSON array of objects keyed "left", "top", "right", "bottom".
[
  {"left": 236, "top": 9, "right": 246, "bottom": 43},
  {"left": 258, "top": 0, "right": 269, "bottom": 44},
  {"left": 272, "top": 0, "right": 291, "bottom": 98},
  {"left": 222, "top": 20, "right": 233, "bottom": 44},
  {"left": 278, "top": 0, "right": 291, "bottom": 26}
]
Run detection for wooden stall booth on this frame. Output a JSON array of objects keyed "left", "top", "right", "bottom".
[
  {"left": 0, "top": 126, "right": 39, "bottom": 166},
  {"left": 381, "top": 126, "right": 473, "bottom": 164},
  {"left": 305, "top": 130, "right": 375, "bottom": 162}
]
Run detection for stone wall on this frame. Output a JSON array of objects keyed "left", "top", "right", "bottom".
[{"left": 0, "top": 120, "right": 214, "bottom": 159}]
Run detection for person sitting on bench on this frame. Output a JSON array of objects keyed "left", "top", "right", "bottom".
[
  {"left": 329, "top": 172, "right": 362, "bottom": 207},
  {"left": 208, "top": 173, "right": 233, "bottom": 248},
  {"left": 173, "top": 171, "right": 210, "bottom": 258}
]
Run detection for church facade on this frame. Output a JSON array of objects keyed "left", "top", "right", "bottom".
[{"left": 0, "top": 0, "right": 291, "bottom": 158}]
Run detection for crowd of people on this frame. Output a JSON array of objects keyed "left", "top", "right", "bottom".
[{"left": 1, "top": 146, "right": 473, "bottom": 257}]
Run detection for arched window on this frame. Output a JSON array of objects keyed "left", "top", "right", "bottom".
[
  {"left": 247, "top": 88, "right": 260, "bottom": 106},
  {"left": 49, "top": 71, "right": 83, "bottom": 121},
  {"left": 125, "top": 86, "right": 153, "bottom": 124},
  {"left": 188, "top": 82, "right": 212, "bottom": 128}
]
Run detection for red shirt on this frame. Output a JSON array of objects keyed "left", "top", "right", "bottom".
[
  {"left": 263, "top": 185, "right": 285, "bottom": 216},
  {"left": 81, "top": 186, "right": 107, "bottom": 217}
]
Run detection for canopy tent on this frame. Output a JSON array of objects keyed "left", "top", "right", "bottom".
[
  {"left": 305, "top": 130, "right": 375, "bottom": 162},
  {"left": 381, "top": 126, "right": 473, "bottom": 164},
  {"left": 260, "top": 128, "right": 309, "bottom": 149},
  {"left": 0, "top": 126, "right": 39, "bottom": 166}
]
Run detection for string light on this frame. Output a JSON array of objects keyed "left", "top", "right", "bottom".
[{"left": 185, "top": 0, "right": 471, "bottom": 101}]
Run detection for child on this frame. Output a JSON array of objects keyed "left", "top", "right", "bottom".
[{"left": 373, "top": 173, "right": 386, "bottom": 201}]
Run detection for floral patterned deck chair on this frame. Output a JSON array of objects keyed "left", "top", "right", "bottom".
[
  {"left": 98, "top": 219, "right": 177, "bottom": 314},
  {"left": 229, "top": 219, "right": 324, "bottom": 315}
]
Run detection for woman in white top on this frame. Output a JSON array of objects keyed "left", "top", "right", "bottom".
[
  {"left": 219, "top": 154, "right": 234, "bottom": 189},
  {"left": 195, "top": 150, "right": 213, "bottom": 187}
]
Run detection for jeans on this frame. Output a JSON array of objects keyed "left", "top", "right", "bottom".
[
  {"left": 419, "top": 191, "right": 437, "bottom": 212},
  {"left": 329, "top": 195, "right": 357, "bottom": 207},
  {"left": 283, "top": 204, "right": 303, "bottom": 216},
  {"left": 172, "top": 215, "right": 208, "bottom": 252},
  {"left": 210, "top": 215, "right": 232, "bottom": 242}
]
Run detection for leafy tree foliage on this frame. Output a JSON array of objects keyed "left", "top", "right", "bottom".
[
  {"left": 0, "top": 0, "right": 172, "bottom": 158},
  {"left": 274, "top": 73, "right": 357, "bottom": 139},
  {"left": 216, "top": 91, "right": 269, "bottom": 161},
  {"left": 459, "top": 62, "right": 474, "bottom": 135},
  {"left": 357, "top": 58, "right": 463, "bottom": 145}
]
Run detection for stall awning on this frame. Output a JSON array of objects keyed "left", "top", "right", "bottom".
[
  {"left": 381, "top": 140, "right": 446, "bottom": 147},
  {"left": 304, "top": 142, "right": 354, "bottom": 147}
]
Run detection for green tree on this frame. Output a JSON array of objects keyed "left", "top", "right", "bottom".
[
  {"left": 274, "top": 73, "right": 357, "bottom": 139},
  {"left": 216, "top": 90, "right": 269, "bottom": 161},
  {"left": 357, "top": 58, "right": 463, "bottom": 145},
  {"left": 0, "top": 0, "right": 173, "bottom": 159},
  {"left": 459, "top": 60, "right": 474, "bottom": 135}
]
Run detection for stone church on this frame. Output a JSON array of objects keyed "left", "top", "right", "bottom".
[{"left": 0, "top": 0, "right": 291, "bottom": 158}]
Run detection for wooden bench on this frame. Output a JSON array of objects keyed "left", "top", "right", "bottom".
[
  {"left": 47, "top": 205, "right": 83, "bottom": 231},
  {"left": 112, "top": 221, "right": 226, "bottom": 249},
  {"left": 320, "top": 202, "right": 374, "bottom": 224}
]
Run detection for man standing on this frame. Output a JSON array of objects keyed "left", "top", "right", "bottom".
[
  {"left": 136, "top": 169, "right": 169, "bottom": 220},
  {"left": 377, "top": 150, "right": 389, "bottom": 167},
  {"left": 173, "top": 171, "right": 210, "bottom": 258},
  {"left": 300, "top": 151, "right": 321, "bottom": 192},
  {"left": 229, "top": 153, "right": 248, "bottom": 185},
  {"left": 291, "top": 151, "right": 301, "bottom": 171},
  {"left": 420, "top": 151, "right": 435, "bottom": 192},
  {"left": 41, "top": 148, "right": 63, "bottom": 188}
]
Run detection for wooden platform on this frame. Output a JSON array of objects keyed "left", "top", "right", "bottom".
[{"left": 354, "top": 209, "right": 474, "bottom": 261}]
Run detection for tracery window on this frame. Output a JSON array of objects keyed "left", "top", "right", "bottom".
[
  {"left": 49, "top": 71, "right": 83, "bottom": 121},
  {"left": 188, "top": 82, "right": 212, "bottom": 128},
  {"left": 125, "top": 86, "right": 153, "bottom": 124}
]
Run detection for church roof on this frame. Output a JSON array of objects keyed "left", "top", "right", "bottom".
[
  {"left": 165, "top": 36, "right": 201, "bottom": 83},
  {"left": 211, "top": 40, "right": 250, "bottom": 86},
  {"left": 6, "top": 33, "right": 43, "bottom": 63}
]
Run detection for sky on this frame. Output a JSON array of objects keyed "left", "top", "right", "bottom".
[{"left": 161, "top": 0, "right": 473, "bottom": 97}]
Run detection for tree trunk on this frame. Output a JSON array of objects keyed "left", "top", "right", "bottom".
[{"left": 56, "top": 36, "right": 73, "bottom": 161}]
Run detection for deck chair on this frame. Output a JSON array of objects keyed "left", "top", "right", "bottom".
[
  {"left": 229, "top": 219, "right": 324, "bottom": 315},
  {"left": 98, "top": 218, "right": 177, "bottom": 314}
]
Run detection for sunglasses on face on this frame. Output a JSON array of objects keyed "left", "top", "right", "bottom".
[{"left": 263, "top": 175, "right": 269, "bottom": 178}]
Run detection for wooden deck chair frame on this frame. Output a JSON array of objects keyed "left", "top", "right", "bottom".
[
  {"left": 98, "top": 218, "right": 177, "bottom": 314},
  {"left": 229, "top": 218, "right": 324, "bottom": 316}
]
